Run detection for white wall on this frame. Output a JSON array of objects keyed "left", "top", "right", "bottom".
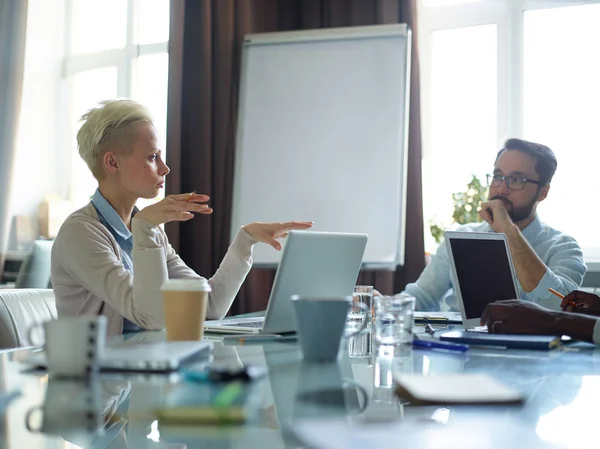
[{"left": 10, "top": 0, "right": 67, "bottom": 250}]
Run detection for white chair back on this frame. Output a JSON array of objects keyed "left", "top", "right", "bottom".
[{"left": 0, "top": 289, "right": 56, "bottom": 349}]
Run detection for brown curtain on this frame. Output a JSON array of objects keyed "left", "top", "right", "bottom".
[
  {"left": 0, "top": 0, "right": 28, "bottom": 274},
  {"left": 166, "top": 0, "right": 424, "bottom": 315}
]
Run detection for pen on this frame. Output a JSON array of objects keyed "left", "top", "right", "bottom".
[
  {"left": 548, "top": 288, "right": 564, "bottom": 299},
  {"left": 548, "top": 288, "right": 576, "bottom": 311},
  {"left": 222, "top": 334, "right": 297, "bottom": 344},
  {"left": 412, "top": 339, "right": 469, "bottom": 352},
  {"left": 419, "top": 316, "right": 449, "bottom": 323}
]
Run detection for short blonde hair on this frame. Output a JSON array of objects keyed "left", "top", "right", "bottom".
[{"left": 77, "top": 99, "right": 154, "bottom": 179}]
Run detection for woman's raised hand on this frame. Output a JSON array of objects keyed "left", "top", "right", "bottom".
[
  {"left": 136, "top": 193, "right": 212, "bottom": 226},
  {"left": 243, "top": 221, "right": 314, "bottom": 250}
]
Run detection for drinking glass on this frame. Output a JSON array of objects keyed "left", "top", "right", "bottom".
[{"left": 374, "top": 295, "right": 415, "bottom": 349}]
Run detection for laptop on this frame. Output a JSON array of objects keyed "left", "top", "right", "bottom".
[
  {"left": 21, "top": 340, "right": 213, "bottom": 372},
  {"left": 204, "top": 230, "right": 368, "bottom": 335},
  {"left": 445, "top": 231, "right": 520, "bottom": 330}
]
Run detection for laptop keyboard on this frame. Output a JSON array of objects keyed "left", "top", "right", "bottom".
[{"left": 222, "top": 321, "right": 263, "bottom": 328}]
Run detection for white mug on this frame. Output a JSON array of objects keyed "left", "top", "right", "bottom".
[{"left": 28, "top": 316, "right": 107, "bottom": 377}]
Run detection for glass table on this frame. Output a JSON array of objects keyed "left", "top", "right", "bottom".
[{"left": 0, "top": 325, "right": 598, "bottom": 448}]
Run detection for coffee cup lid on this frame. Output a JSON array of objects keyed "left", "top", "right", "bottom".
[{"left": 161, "top": 278, "right": 211, "bottom": 292}]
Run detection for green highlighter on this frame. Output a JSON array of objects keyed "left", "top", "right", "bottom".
[{"left": 156, "top": 382, "right": 246, "bottom": 425}]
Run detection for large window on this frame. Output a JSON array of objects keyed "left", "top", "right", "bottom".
[
  {"left": 65, "top": 0, "right": 170, "bottom": 209},
  {"left": 419, "top": 0, "right": 600, "bottom": 260}
]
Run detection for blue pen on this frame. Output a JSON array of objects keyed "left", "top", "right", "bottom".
[{"left": 412, "top": 339, "right": 469, "bottom": 352}]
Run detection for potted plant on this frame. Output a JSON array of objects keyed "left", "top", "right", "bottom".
[{"left": 430, "top": 175, "right": 488, "bottom": 244}]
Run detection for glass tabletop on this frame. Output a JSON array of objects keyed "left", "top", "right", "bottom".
[{"left": 0, "top": 327, "right": 599, "bottom": 448}]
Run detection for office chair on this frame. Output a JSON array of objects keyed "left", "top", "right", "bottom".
[{"left": 15, "top": 239, "right": 54, "bottom": 289}]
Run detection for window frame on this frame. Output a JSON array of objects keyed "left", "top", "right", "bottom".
[
  {"left": 418, "top": 0, "right": 600, "bottom": 261},
  {"left": 61, "top": 0, "right": 169, "bottom": 204}
]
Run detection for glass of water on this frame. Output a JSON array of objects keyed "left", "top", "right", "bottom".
[
  {"left": 374, "top": 295, "right": 415, "bottom": 349},
  {"left": 350, "top": 285, "right": 374, "bottom": 323},
  {"left": 372, "top": 346, "right": 413, "bottom": 410},
  {"left": 348, "top": 329, "right": 372, "bottom": 359}
]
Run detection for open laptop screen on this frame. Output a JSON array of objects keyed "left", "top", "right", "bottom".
[{"left": 448, "top": 236, "right": 518, "bottom": 320}]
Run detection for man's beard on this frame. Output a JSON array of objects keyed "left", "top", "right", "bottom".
[{"left": 489, "top": 194, "right": 538, "bottom": 223}]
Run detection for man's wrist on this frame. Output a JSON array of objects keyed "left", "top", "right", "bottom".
[
  {"left": 502, "top": 223, "right": 520, "bottom": 238},
  {"left": 551, "top": 312, "right": 596, "bottom": 343},
  {"left": 550, "top": 310, "right": 566, "bottom": 336}
]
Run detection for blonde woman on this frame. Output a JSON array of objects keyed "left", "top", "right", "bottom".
[{"left": 51, "top": 99, "right": 312, "bottom": 335}]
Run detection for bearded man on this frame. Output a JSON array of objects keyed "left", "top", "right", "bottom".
[{"left": 400, "top": 138, "right": 585, "bottom": 312}]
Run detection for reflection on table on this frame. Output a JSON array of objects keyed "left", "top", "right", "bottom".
[{"left": 0, "top": 328, "right": 598, "bottom": 448}]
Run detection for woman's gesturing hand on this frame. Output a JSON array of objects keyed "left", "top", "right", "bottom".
[
  {"left": 136, "top": 193, "right": 213, "bottom": 226},
  {"left": 243, "top": 221, "right": 314, "bottom": 250}
]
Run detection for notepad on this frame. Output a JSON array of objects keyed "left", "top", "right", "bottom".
[
  {"left": 394, "top": 373, "right": 524, "bottom": 405},
  {"left": 439, "top": 331, "right": 562, "bottom": 350}
]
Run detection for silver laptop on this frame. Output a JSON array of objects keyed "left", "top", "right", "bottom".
[
  {"left": 445, "top": 231, "right": 520, "bottom": 330},
  {"left": 21, "top": 340, "right": 213, "bottom": 372},
  {"left": 204, "top": 230, "right": 368, "bottom": 334}
]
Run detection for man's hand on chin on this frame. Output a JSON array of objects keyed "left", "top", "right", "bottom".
[{"left": 479, "top": 199, "right": 516, "bottom": 234}]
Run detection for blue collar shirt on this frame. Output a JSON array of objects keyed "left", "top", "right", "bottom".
[
  {"left": 91, "top": 189, "right": 141, "bottom": 332},
  {"left": 402, "top": 216, "right": 587, "bottom": 313}
]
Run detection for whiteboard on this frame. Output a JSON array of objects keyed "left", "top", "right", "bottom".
[{"left": 231, "top": 25, "right": 411, "bottom": 266}]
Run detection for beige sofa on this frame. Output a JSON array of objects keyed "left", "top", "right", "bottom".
[{"left": 0, "top": 289, "right": 56, "bottom": 349}]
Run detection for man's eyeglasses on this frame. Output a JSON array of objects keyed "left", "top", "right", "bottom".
[{"left": 486, "top": 174, "right": 541, "bottom": 191}]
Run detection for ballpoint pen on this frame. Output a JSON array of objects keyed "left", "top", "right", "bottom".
[
  {"left": 548, "top": 288, "right": 576, "bottom": 311},
  {"left": 221, "top": 334, "right": 297, "bottom": 344},
  {"left": 412, "top": 339, "right": 469, "bottom": 352},
  {"left": 417, "top": 316, "right": 449, "bottom": 323}
]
